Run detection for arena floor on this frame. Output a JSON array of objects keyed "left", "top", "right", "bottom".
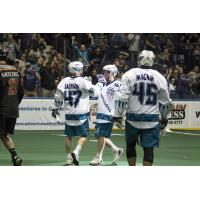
[{"left": 0, "top": 130, "right": 200, "bottom": 166}]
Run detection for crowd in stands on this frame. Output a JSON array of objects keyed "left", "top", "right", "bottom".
[{"left": 0, "top": 33, "right": 200, "bottom": 99}]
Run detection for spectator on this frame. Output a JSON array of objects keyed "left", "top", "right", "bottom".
[
  {"left": 40, "top": 61, "right": 59, "bottom": 97},
  {"left": 189, "top": 33, "right": 199, "bottom": 44},
  {"left": 143, "top": 34, "right": 157, "bottom": 52},
  {"left": 90, "top": 47, "right": 103, "bottom": 64},
  {"left": 157, "top": 48, "right": 171, "bottom": 65},
  {"left": 38, "top": 37, "right": 47, "bottom": 51},
  {"left": 3, "top": 33, "right": 200, "bottom": 100},
  {"left": 14, "top": 59, "right": 20, "bottom": 69},
  {"left": 89, "top": 69, "right": 98, "bottom": 84},
  {"left": 114, "top": 52, "right": 129, "bottom": 73},
  {"left": 169, "top": 77, "right": 177, "bottom": 99},
  {"left": 18, "top": 54, "right": 27, "bottom": 76},
  {"left": 187, "top": 71, "right": 199, "bottom": 97},
  {"left": 32, "top": 57, "right": 44, "bottom": 96},
  {"left": 53, "top": 53, "right": 65, "bottom": 80},
  {"left": 23, "top": 63, "right": 41, "bottom": 97},
  {"left": 171, "top": 68, "right": 179, "bottom": 81},
  {"left": 192, "top": 65, "right": 200, "bottom": 76},
  {"left": 107, "top": 33, "right": 124, "bottom": 61},
  {"left": 19, "top": 33, "right": 32, "bottom": 51},
  {"left": 163, "top": 37, "right": 174, "bottom": 52},
  {"left": 191, "top": 73, "right": 200, "bottom": 96},
  {"left": 126, "top": 33, "right": 140, "bottom": 67},
  {"left": 193, "top": 46, "right": 200, "bottom": 65},
  {"left": 160, "top": 64, "right": 171, "bottom": 81},
  {"left": 72, "top": 34, "right": 94, "bottom": 66},
  {"left": 178, "top": 66, "right": 186, "bottom": 78},
  {"left": 30, "top": 33, "right": 40, "bottom": 51},
  {"left": 26, "top": 48, "right": 40, "bottom": 65},
  {"left": 3, "top": 34, "right": 20, "bottom": 64},
  {"left": 175, "top": 71, "right": 193, "bottom": 99},
  {"left": 184, "top": 39, "right": 193, "bottom": 68},
  {"left": 93, "top": 33, "right": 109, "bottom": 52},
  {"left": 89, "top": 47, "right": 104, "bottom": 73}
]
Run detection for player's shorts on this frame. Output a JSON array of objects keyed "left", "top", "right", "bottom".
[
  {"left": 95, "top": 122, "right": 114, "bottom": 138},
  {"left": 0, "top": 115, "right": 17, "bottom": 135},
  {"left": 125, "top": 121, "right": 160, "bottom": 148},
  {"left": 64, "top": 120, "right": 89, "bottom": 137}
]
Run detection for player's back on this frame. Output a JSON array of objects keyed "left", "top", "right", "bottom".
[
  {"left": 0, "top": 64, "right": 24, "bottom": 118},
  {"left": 57, "top": 76, "right": 92, "bottom": 115},
  {"left": 122, "top": 67, "right": 170, "bottom": 128}
]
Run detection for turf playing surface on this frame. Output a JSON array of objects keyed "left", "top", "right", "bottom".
[{"left": 0, "top": 130, "right": 200, "bottom": 166}]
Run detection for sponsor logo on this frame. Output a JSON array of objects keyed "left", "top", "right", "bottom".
[
  {"left": 196, "top": 111, "right": 200, "bottom": 118},
  {"left": 169, "top": 104, "right": 186, "bottom": 120}
]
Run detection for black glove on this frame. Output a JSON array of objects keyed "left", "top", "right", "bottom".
[
  {"left": 159, "top": 118, "right": 168, "bottom": 130},
  {"left": 113, "top": 117, "right": 123, "bottom": 129},
  {"left": 51, "top": 108, "right": 60, "bottom": 119}
]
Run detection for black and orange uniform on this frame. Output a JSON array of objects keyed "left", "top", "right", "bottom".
[{"left": 0, "top": 64, "right": 24, "bottom": 134}]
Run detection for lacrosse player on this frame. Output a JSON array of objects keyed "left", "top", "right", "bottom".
[
  {"left": 52, "top": 61, "right": 102, "bottom": 166},
  {"left": 0, "top": 48, "right": 24, "bottom": 166},
  {"left": 90, "top": 65, "right": 123, "bottom": 166},
  {"left": 114, "top": 50, "right": 172, "bottom": 166}
]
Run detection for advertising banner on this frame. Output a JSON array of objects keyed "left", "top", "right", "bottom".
[
  {"left": 16, "top": 99, "right": 98, "bottom": 130},
  {"left": 16, "top": 99, "right": 200, "bottom": 131},
  {"left": 168, "top": 101, "right": 200, "bottom": 130}
]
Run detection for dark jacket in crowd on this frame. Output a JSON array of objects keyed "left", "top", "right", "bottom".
[{"left": 40, "top": 67, "right": 58, "bottom": 90}]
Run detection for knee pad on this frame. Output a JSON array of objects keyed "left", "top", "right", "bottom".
[
  {"left": 143, "top": 147, "right": 154, "bottom": 163},
  {"left": 126, "top": 142, "right": 137, "bottom": 159}
]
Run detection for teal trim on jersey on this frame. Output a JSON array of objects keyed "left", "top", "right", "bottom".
[
  {"left": 96, "top": 113, "right": 113, "bottom": 122},
  {"left": 65, "top": 113, "right": 89, "bottom": 120},
  {"left": 126, "top": 113, "right": 159, "bottom": 122}
]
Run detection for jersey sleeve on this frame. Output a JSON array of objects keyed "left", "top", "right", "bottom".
[
  {"left": 114, "top": 74, "right": 131, "bottom": 117},
  {"left": 17, "top": 71, "right": 24, "bottom": 104},
  {"left": 116, "top": 73, "right": 132, "bottom": 102},
  {"left": 54, "top": 79, "right": 65, "bottom": 109},
  {"left": 82, "top": 78, "right": 101, "bottom": 97}
]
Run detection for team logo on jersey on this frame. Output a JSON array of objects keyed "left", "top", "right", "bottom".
[{"left": 106, "top": 87, "right": 115, "bottom": 102}]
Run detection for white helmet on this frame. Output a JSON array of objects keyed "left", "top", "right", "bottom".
[
  {"left": 138, "top": 50, "right": 155, "bottom": 67},
  {"left": 103, "top": 65, "right": 118, "bottom": 77},
  {"left": 68, "top": 61, "right": 84, "bottom": 75}
]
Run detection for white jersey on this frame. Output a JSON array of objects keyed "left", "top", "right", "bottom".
[
  {"left": 56, "top": 76, "right": 100, "bottom": 126},
  {"left": 96, "top": 80, "right": 121, "bottom": 123},
  {"left": 115, "top": 68, "right": 171, "bottom": 129}
]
